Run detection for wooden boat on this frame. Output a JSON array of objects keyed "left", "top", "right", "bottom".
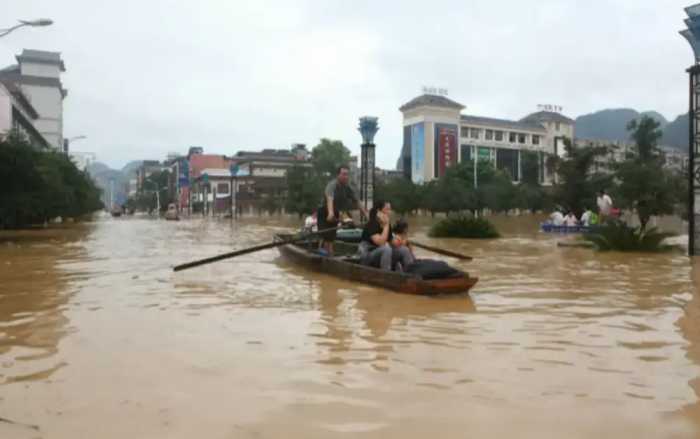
[{"left": 275, "top": 234, "right": 478, "bottom": 296}]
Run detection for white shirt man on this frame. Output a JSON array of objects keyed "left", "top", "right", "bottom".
[
  {"left": 597, "top": 191, "right": 613, "bottom": 216},
  {"left": 580, "top": 209, "right": 593, "bottom": 226},
  {"left": 550, "top": 210, "right": 565, "bottom": 226},
  {"left": 563, "top": 213, "right": 578, "bottom": 227}
]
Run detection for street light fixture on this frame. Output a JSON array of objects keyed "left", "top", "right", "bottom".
[
  {"left": 0, "top": 18, "right": 53, "bottom": 38},
  {"left": 63, "top": 135, "right": 87, "bottom": 154},
  {"left": 358, "top": 116, "right": 379, "bottom": 213},
  {"left": 680, "top": 3, "right": 700, "bottom": 255}
]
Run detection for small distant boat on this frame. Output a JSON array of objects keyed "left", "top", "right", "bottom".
[
  {"left": 540, "top": 223, "right": 600, "bottom": 234},
  {"left": 165, "top": 203, "right": 180, "bottom": 221},
  {"left": 275, "top": 233, "right": 478, "bottom": 296}
]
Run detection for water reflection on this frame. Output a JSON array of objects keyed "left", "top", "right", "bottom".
[
  {"left": 0, "top": 216, "right": 699, "bottom": 438},
  {"left": 308, "top": 273, "right": 476, "bottom": 373},
  {"left": 0, "top": 225, "right": 92, "bottom": 384}
]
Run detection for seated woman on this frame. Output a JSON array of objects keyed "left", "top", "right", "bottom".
[{"left": 358, "top": 200, "right": 413, "bottom": 271}]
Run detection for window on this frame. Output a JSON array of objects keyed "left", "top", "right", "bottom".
[
  {"left": 470, "top": 128, "right": 480, "bottom": 139},
  {"left": 532, "top": 135, "right": 540, "bottom": 145},
  {"left": 495, "top": 131, "right": 504, "bottom": 141},
  {"left": 509, "top": 132, "right": 517, "bottom": 143},
  {"left": 496, "top": 148, "right": 519, "bottom": 182},
  {"left": 460, "top": 144, "right": 472, "bottom": 162},
  {"left": 460, "top": 126, "right": 469, "bottom": 138},
  {"left": 555, "top": 122, "right": 561, "bottom": 131},
  {"left": 518, "top": 134, "right": 526, "bottom": 144},
  {"left": 485, "top": 130, "right": 494, "bottom": 141},
  {"left": 217, "top": 183, "right": 229, "bottom": 194}
]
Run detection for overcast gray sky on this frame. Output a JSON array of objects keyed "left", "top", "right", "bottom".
[{"left": 0, "top": 0, "right": 695, "bottom": 170}]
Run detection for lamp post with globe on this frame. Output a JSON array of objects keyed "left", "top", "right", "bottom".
[
  {"left": 680, "top": 4, "right": 700, "bottom": 255},
  {"left": 358, "top": 116, "right": 379, "bottom": 213}
]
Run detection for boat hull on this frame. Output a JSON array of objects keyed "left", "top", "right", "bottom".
[
  {"left": 276, "top": 235, "right": 478, "bottom": 296},
  {"left": 540, "top": 224, "right": 600, "bottom": 234}
]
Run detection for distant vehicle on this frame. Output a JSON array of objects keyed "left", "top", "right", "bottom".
[
  {"left": 110, "top": 206, "right": 123, "bottom": 218},
  {"left": 165, "top": 203, "right": 179, "bottom": 221}
]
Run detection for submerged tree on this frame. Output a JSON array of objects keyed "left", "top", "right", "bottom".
[
  {"left": 615, "top": 116, "right": 681, "bottom": 230},
  {"left": 548, "top": 137, "right": 613, "bottom": 216}
]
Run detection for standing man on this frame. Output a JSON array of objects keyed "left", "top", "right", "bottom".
[
  {"left": 597, "top": 189, "right": 613, "bottom": 223},
  {"left": 318, "top": 165, "right": 368, "bottom": 255}
]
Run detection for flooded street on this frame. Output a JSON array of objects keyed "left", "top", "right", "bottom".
[{"left": 1, "top": 215, "right": 700, "bottom": 438}]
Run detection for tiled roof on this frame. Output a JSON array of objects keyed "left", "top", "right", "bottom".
[
  {"left": 399, "top": 94, "right": 465, "bottom": 112},
  {"left": 520, "top": 111, "right": 574, "bottom": 125},
  {"left": 460, "top": 115, "right": 546, "bottom": 133},
  {"left": 17, "top": 50, "right": 66, "bottom": 71},
  {"left": 189, "top": 154, "right": 231, "bottom": 178}
]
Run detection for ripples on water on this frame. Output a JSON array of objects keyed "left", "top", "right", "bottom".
[{"left": 0, "top": 215, "right": 698, "bottom": 438}]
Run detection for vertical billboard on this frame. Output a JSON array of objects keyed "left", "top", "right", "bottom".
[
  {"left": 410, "top": 123, "right": 425, "bottom": 184},
  {"left": 434, "top": 124, "right": 458, "bottom": 178}
]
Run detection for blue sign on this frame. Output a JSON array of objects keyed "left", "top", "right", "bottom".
[
  {"left": 411, "top": 123, "right": 424, "bottom": 184},
  {"left": 230, "top": 164, "right": 239, "bottom": 176}
]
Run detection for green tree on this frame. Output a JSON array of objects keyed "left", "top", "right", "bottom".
[
  {"left": 615, "top": 116, "right": 680, "bottom": 230},
  {"left": 0, "top": 131, "right": 102, "bottom": 228},
  {"left": 375, "top": 178, "right": 422, "bottom": 215},
  {"left": 311, "top": 138, "right": 351, "bottom": 178},
  {"left": 285, "top": 164, "right": 323, "bottom": 217},
  {"left": 520, "top": 151, "right": 541, "bottom": 186},
  {"left": 517, "top": 151, "right": 552, "bottom": 212},
  {"left": 548, "top": 138, "right": 613, "bottom": 216}
]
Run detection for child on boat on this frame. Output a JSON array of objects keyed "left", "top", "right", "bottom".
[{"left": 392, "top": 219, "right": 416, "bottom": 271}]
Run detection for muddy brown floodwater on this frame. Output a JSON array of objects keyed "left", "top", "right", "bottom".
[{"left": 1, "top": 214, "right": 700, "bottom": 438}]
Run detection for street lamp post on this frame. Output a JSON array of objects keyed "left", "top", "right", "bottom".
[
  {"left": 63, "top": 135, "right": 87, "bottom": 154},
  {"left": 680, "top": 4, "right": 700, "bottom": 255},
  {"left": 358, "top": 116, "right": 379, "bottom": 214},
  {"left": 0, "top": 19, "right": 53, "bottom": 38}
]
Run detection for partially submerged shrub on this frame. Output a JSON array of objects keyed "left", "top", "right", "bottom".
[
  {"left": 429, "top": 215, "right": 500, "bottom": 239},
  {"left": 583, "top": 221, "right": 676, "bottom": 252}
]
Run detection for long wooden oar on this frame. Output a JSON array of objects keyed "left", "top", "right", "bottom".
[
  {"left": 173, "top": 226, "right": 340, "bottom": 272},
  {"left": 411, "top": 241, "right": 473, "bottom": 261}
]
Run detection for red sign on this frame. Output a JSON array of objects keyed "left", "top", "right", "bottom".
[{"left": 438, "top": 127, "right": 457, "bottom": 177}]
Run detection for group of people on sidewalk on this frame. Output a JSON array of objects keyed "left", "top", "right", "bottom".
[{"left": 548, "top": 190, "right": 616, "bottom": 227}]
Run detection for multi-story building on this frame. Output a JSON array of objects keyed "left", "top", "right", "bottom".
[
  {"left": 136, "top": 160, "right": 167, "bottom": 193},
  {"left": 231, "top": 147, "right": 311, "bottom": 214},
  {"left": 0, "top": 50, "right": 67, "bottom": 150},
  {"left": 575, "top": 137, "right": 689, "bottom": 174},
  {"left": 398, "top": 93, "right": 575, "bottom": 184},
  {"left": 0, "top": 80, "right": 49, "bottom": 147},
  {"left": 69, "top": 151, "right": 97, "bottom": 171}
]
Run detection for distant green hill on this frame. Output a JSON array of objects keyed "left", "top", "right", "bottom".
[
  {"left": 661, "top": 114, "right": 688, "bottom": 151},
  {"left": 575, "top": 109, "right": 686, "bottom": 151},
  {"left": 87, "top": 161, "right": 132, "bottom": 206}
]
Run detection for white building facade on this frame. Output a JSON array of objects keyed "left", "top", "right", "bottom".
[
  {"left": 0, "top": 80, "right": 49, "bottom": 147},
  {"left": 398, "top": 94, "right": 575, "bottom": 185},
  {"left": 0, "top": 49, "right": 67, "bottom": 150}
]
